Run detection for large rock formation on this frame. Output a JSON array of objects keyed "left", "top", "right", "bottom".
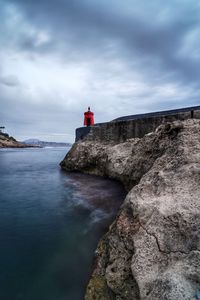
[{"left": 60, "top": 119, "right": 200, "bottom": 300}]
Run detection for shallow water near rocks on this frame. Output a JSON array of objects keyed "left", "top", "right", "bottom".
[{"left": 0, "top": 147, "right": 126, "bottom": 300}]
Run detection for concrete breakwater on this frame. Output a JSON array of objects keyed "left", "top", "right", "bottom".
[{"left": 76, "top": 105, "right": 200, "bottom": 143}]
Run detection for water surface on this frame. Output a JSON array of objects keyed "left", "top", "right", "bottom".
[{"left": 0, "top": 147, "right": 125, "bottom": 300}]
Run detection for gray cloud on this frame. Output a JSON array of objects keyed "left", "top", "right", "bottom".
[
  {"left": 0, "top": 75, "right": 20, "bottom": 87},
  {"left": 0, "top": 0, "right": 200, "bottom": 142},
  {"left": 5, "top": 0, "right": 200, "bottom": 83}
]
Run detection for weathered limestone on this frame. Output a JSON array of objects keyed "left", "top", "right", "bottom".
[{"left": 60, "top": 119, "right": 200, "bottom": 299}]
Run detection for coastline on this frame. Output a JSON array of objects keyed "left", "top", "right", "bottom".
[
  {"left": 1, "top": 147, "right": 124, "bottom": 299},
  {"left": 60, "top": 119, "right": 200, "bottom": 300},
  {"left": 0, "top": 134, "right": 38, "bottom": 149},
  {"left": 0, "top": 143, "right": 39, "bottom": 148}
]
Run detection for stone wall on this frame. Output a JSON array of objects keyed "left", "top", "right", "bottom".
[{"left": 76, "top": 106, "right": 200, "bottom": 143}]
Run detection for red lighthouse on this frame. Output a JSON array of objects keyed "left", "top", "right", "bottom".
[{"left": 84, "top": 107, "right": 94, "bottom": 126}]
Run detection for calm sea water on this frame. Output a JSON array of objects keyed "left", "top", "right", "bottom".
[{"left": 0, "top": 147, "right": 125, "bottom": 300}]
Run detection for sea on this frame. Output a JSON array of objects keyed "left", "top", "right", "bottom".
[{"left": 0, "top": 147, "right": 126, "bottom": 300}]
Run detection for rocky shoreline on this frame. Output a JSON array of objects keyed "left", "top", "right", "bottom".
[
  {"left": 0, "top": 133, "right": 37, "bottom": 148},
  {"left": 60, "top": 119, "right": 200, "bottom": 300}
]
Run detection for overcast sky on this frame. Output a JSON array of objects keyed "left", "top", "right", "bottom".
[{"left": 0, "top": 0, "right": 200, "bottom": 142}]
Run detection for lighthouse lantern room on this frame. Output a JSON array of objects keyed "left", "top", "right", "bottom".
[{"left": 84, "top": 107, "right": 94, "bottom": 126}]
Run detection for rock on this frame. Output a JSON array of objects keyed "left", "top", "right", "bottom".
[
  {"left": 60, "top": 119, "right": 200, "bottom": 299},
  {"left": 0, "top": 133, "right": 36, "bottom": 148}
]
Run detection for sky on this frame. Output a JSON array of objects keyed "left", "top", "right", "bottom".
[{"left": 0, "top": 0, "right": 200, "bottom": 142}]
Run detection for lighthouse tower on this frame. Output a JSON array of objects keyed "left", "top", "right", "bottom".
[{"left": 84, "top": 107, "right": 94, "bottom": 127}]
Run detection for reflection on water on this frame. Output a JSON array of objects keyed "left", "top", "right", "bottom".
[{"left": 0, "top": 147, "right": 126, "bottom": 300}]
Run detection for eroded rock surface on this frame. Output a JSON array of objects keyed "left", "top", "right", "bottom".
[{"left": 60, "top": 119, "right": 200, "bottom": 300}]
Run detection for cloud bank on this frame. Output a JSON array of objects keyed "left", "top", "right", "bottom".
[{"left": 0, "top": 0, "right": 200, "bottom": 141}]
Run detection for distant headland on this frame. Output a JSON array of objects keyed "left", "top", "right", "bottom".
[
  {"left": 0, "top": 128, "right": 72, "bottom": 148},
  {"left": 23, "top": 139, "right": 72, "bottom": 148},
  {"left": 0, "top": 127, "right": 32, "bottom": 148}
]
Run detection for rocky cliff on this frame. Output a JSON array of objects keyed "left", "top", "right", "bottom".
[
  {"left": 60, "top": 119, "right": 200, "bottom": 300},
  {"left": 0, "top": 133, "right": 33, "bottom": 148}
]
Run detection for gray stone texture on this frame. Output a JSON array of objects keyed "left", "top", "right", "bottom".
[{"left": 61, "top": 119, "right": 200, "bottom": 300}]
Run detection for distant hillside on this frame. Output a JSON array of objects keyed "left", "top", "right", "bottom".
[{"left": 23, "top": 139, "right": 72, "bottom": 148}]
